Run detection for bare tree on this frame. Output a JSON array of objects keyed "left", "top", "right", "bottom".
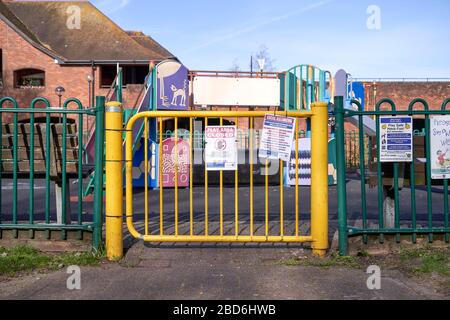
[
  {"left": 230, "top": 58, "right": 241, "bottom": 73},
  {"left": 251, "top": 45, "right": 276, "bottom": 72}
]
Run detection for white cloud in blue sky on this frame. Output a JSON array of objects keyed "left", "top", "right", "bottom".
[{"left": 92, "top": 0, "right": 450, "bottom": 78}]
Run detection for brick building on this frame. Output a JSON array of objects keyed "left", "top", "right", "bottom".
[
  {"left": 362, "top": 81, "right": 450, "bottom": 111},
  {"left": 0, "top": 0, "right": 175, "bottom": 111}
]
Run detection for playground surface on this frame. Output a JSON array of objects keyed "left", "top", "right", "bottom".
[
  {"left": 0, "top": 177, "right": 448, "bottom": 240},
  {"left": 0, "top": 244, "right": 448, "bottom": 300},
  {"left": 1, "top": 179, "right": 450, "bottom": 300}
]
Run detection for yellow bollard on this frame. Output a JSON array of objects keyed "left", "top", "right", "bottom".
[
  {"left": 105, "top": 101, "right": 123, "bottom": 261},
  {"left": 310, "top": 102, "right": 329, "bottom": 257}
]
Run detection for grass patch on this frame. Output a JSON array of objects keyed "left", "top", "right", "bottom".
[
  {"left": 0, "top": 245, "right": 105, "bottom": 277},
  {"left": 278, "top": 247, "right": 450, "bottom": 277},
  {"left": 399, "top": 248, "right": 450, "bottom": 277}
]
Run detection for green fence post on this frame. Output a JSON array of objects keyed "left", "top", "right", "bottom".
[
  {"left": 93, "top": 96, "right": 105, "bottom": 250},
  {"left": 335, "top": 96, "right": 348, "bottom": 256}
]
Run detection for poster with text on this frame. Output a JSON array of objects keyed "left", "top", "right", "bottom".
[
  {"left": 205, "top": 126, "right": 238, "bottom": 171},
  {"left": 430, "top": 116, "right": 450, "bottom": 179},
  {"left": 259, "top": 115, "right": 296, "bottom": 162},
  {"left": 379, "top": 116, "right": 413, "bottom": 162}
]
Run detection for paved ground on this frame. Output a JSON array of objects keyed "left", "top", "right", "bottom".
[
  {"left": 0, "top": 244, "right": 447, "bottom": 300},
  {"left": 1, "top": 179, "right": 449, "bottom": 300}
]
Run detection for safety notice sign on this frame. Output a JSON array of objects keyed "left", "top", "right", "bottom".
[
  {"left": 205, "top": 126, "right": 238, "bottom": 171},
  {"left": 259, "top": 115, "right": 296, "bottom": 162},
  {"left": 379, "top": 116, "right": 413, "bottom": 162}
]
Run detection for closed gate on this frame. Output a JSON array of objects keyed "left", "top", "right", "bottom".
[{"left": 105, "top": 103, "right": 330, "bottom": 259}]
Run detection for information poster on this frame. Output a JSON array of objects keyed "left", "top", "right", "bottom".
[
  {"left": 379, "top": 116, "right": 413, "bottom": 162},
  {"left": 205, "top": 126, "right": 238, "bottom": 171},
  {"left": 259, "top": 115, "right": 296, "bottom": 162},
  {"left": 430, "top": 116, "right": 450, "bottom": 179}
]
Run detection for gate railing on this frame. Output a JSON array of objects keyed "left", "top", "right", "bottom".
[
  {"left": 105, "top": 102, "right": 330, "bottom": 260},
  {"left": 336, "top": 96, "right": 450, "bottom": 255},
  {"left": 0, "top": 96, "right": 105, "bottom": 249}
]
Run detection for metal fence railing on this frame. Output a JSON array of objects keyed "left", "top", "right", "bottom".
[
  {"left": 335, "top": 96, "right": 450, "bottom": 255},
  {"left": 0, "top": 96, "right": 105, "bottom": 249}
]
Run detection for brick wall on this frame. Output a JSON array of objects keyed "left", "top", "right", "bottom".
[
  {"left": 0, "top": 19, "right": 143, "bottom": 120},
  {"left": 363, "top": 81, "right": 450, "bottom": 111}
]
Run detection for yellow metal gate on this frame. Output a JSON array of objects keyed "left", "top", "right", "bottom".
[{"left": 104, "top": 102, "right": 329, "bottom": 260}]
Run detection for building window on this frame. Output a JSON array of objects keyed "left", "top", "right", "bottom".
[
  {"left": 14, "top": 68, "right": 45, "bottom": 88},
  {"left": 100, "top": 65, "right": 149, "bottom": 88}
]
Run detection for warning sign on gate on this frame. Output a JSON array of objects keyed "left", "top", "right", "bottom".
[
  {"left": 259, "top": 115, "right": 296, "bottom": 162},
  {"left": 379, "top": 116, "right": 413, "bottom": 163},
  {"left": 205, "top": 126, "right": 238, "bottom": 171}
]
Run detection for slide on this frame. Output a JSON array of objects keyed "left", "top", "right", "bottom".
[
  {"left": 344, "top": 100, "right": 377, "bottom": 137},
  {"left": 83, "top": 75, "right": 153, "bottom": 197}
]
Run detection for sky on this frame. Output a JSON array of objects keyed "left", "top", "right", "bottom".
[{"left": 92, "top": 0, "right": 450, "bottom": 78}]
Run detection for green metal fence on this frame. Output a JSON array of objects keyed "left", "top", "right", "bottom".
[
  {"left": 336, "top": 96, "right": 450, "bottom": 255},
  {"left": 0, "top": 96, "right": 105, "bottom": 249}
]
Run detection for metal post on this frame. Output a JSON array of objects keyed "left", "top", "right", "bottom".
[
  {"left": 105, "top": 101, "right": 123, "bottom": 260},
  {"left": 93, "top": 96, "right": 105, "bottom": 250},
  {"left": 117, "top": 67, "right": 123, "bottom": 104},
  {"left": 335, "top": 96, "right": 348, "bottom": 256},
  {"left": 311, "top": 102, "right": 330, "bottom": 257}
]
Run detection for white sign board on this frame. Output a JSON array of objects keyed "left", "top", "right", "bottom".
[
  {"left": 205, "top": 126, "right": 238, "bottom": 171},
  {"left": 379, "top": 116, "right": 413, "bottom": 162},
  {"left": 193, "top": 76, "right": 280, "bottom": 107},
  {"left": 430, "top": 116, "right": 450, "bottom": 179},
  {"left": 259, "top": 115, "right": 296, "bottom": 162}
]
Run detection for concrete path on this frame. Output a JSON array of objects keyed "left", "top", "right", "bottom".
[{"left": 0, "top": 243, "right": 446, "bottom": 300}]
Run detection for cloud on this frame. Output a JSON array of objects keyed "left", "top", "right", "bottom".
[{"left": 181, "top": 0, "right": 334, "bottom": 54}]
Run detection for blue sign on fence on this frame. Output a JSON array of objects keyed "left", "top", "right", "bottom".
[
  {"left": 379, "top": 116, "right": 413, "bottom": 162},
  {"left": 156, "top": 60, "right": 189, "bottom": 111}
]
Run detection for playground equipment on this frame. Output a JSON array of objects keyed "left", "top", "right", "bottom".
[
  {"left": 335, "top": 69, "right": 377, "bottom": 137},
  {"left": 82, "top": 60, "right": 378, "bottom": 194}
]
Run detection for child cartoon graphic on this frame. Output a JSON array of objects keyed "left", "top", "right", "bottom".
[{"left": 437, "top": 149, "right": 450, "bottom": 168}]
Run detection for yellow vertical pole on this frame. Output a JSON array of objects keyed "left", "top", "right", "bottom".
[
  {"left": 295, "top": 119, "right": 299, "bottom": 237},
  {"left": 159, "top": 118, "right": 164, "bottom": 236},
  {"left": 235, "top": 117, "right": 239, "bottom": 237},
  {"left": 204, "top": 117, "right": 209, "bottom": 236},
  {"left": 105, "top": 101, "right": 123, "bottom": 261},
  {"left": 144, "top": 119, "right": 149, "bottom": 236},
  {"left": 189, "top": 118, "right": 194, "bottom": 236},
  {"left": 311, "top": 102, "right": 329, "bottom": 257},
  {"left": 219, "top": 117, "right": 224, "bottom": 236},
  {"left": 280, "top": 160, "right": 284, "bottom": 237},
  {"left": 265, "top": 159, "right": 269, "bottom": 237},
  {"left": 174, "top": 118, "right": 179, "bottom": 236},
  {"left": 249, "top": 117, "right": 254, "bottom": 238}
]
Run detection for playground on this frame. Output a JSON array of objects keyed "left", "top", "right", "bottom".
[{"left": 0, "top": 58, "right": 449, "bottom": 262}]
